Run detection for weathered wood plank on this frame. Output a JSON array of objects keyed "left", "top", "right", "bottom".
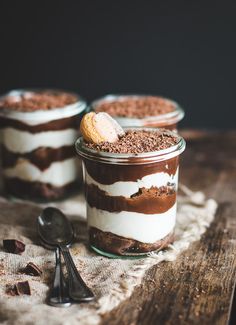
[{"left": 101, "top": 130, "right": 236, "bottom": 325}]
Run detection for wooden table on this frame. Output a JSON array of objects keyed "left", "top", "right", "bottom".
[{"left": 101, "top": 130, "right": 236, "bottom": 325}]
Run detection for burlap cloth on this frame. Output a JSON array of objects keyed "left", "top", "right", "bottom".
[{"left": 0, "top": 185, "right": 217, "bottom": 325}]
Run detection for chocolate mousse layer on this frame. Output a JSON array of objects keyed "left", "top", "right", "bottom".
[
  {"left": 0, "top": 90, "right": 77, "bottom": 112},
  {"left": 84, "top": 156, "right": 178, "bottom": 185},
  {"left": 95, "top": 96, "right": 175, "bottom": 118},
  {"left": 83, "top": 130, "right": 179, "bottom": 184},
  {"left": 1, "top": 145, "right": 75, "bottom": 170},
  {"left": 86, "top": 184, "right": 176, "bottom": 214},
  {"left": 0, "top": 115, "right": 81, "bottom": 133},
  {"left": 90, "top": 227, "right": 174, "bottom": 255},
  {"left": 5, "top": 178, "right": 78, "bottom": 201}
]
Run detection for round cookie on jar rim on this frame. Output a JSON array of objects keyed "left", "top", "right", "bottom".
[
  {"left": 76, "top": 112, "right": 186, "bottom": 258},
  {"left": 90, "top": 94, "right": 184, "bottom": 132},
  {"left": 0, "top": 89, "right": 87, "bottom": 201}
]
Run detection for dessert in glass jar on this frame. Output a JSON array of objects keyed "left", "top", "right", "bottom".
[
  {"left": 76, "top": 117, "right": 186, "bottom": 257},
  {"left": 0, "top": 89, "right": 87, "bottom": 201},
  {"left": 91, "top": 94, "right": 184, "bottom": 131}
]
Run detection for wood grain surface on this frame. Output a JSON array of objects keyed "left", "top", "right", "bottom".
[{"left": 101, "top": 130, "right": 236, "bottom": 325}]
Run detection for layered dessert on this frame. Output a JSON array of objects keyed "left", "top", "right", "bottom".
[
  {"left": 91, "top": 95, "right": 184, "bottom": 131},
  {"left": 76, "top": 112, "right": 186, "bottom": 257},
  {"left": 0, "top": 89, "right": 87, "bottom": 200}
]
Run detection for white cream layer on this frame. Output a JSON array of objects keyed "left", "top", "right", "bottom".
[
  {"left": 3, "top": 157, "right": 79, "bottom": 187},
  {"left": 1, "top": 128, "right": 78, "bottom": 154},
  {"left": 85, "top": 168, "right": 178, "bottom": 198},
  {"left": 87, "top": 203, "right": 176, "bottom": 243}
]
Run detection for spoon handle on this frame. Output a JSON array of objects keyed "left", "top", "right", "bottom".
[
  {"left": 61, "top": 246, "right": 95, "bottom": 302},
  {"left": 48, "top": 247, "right": 71, "bottom": 307}
]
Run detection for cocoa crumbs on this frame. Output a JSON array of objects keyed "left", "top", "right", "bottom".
[
  {"left": 85, "top": 129, "right": 178, "bottom": 154},
  {"left": 0, "top": 90, "right": 78, "bottom": 112},
  {"left": 131, "top": 186, "right": 175, "bottom": 198},
  {"left": 95, "top": 96, "right": 175, "bottom": 118}
]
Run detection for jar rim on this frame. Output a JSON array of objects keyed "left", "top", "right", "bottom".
[
  {"left": 0, "top": 88, "right": 87, "bottom": 122},
  {"left": 75, "top": 128, "right": 186, "bottom": 165},
  {"left": 90, "top": 94, "right": 184, "bottom": 126}
]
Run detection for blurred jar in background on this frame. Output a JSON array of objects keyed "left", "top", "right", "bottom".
[
  {"left": 91, "top": 94, "right": 184, "bottom": 132},
  {"left": 0, "top": 89, "right": 87, "bottom": 201}
]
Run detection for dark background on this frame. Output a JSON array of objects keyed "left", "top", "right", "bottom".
[{"left": 0, "top": 0, "right": 235, "bottom": 129}]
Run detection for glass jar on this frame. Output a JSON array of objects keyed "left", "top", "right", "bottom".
[
  {"left": 91, "top": 94, "right": 185, "bottom": 131},
  {"left": 76, "top": 129, "right": 186, "bottom": 258},
  {"left": 0, "top": 89, "right": 87, "bottom": 201}
]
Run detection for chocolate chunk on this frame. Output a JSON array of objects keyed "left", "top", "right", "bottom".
[
  {"left": 3, "top": 239, "right": 25, "bottom": 254},
  {"left": 15, "top": 281, "right": 31, "bottom": 295},
  {"left": 6, "top": 281, "right": 31, "bottom": 296},
  {"left": 23, "top": 262, "right": 42, "bottom": 276}
]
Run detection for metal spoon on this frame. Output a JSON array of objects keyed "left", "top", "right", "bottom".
[
  {"left": 48, "top": 247, "right": 71, "bottom": 307},
  {"left": 38, "top": 207, "right": 95, "bottom": 302},
  {"left": 38, "top": 227, "right": 71, "bottom": 307}
]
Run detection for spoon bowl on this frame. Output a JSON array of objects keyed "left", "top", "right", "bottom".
[{"left": 38, "top": 207, "right": 74, "bottom": 247}]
